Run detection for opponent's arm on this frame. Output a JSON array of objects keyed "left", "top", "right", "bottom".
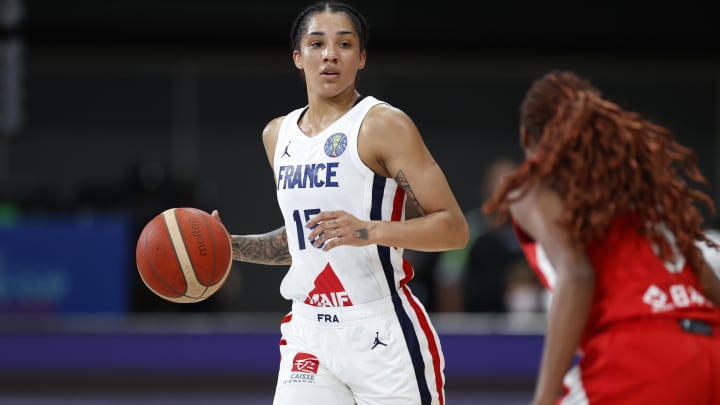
[
  {"left": 699, "top": 258, "right": 720, "bottom": 307},
  {"left": 511, "top": 183, "right": 594, "bottom": 405},
  {"left": 697, "top": 233, "right": 720, "bottom": 306}
]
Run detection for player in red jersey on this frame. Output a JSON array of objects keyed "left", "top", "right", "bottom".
[{"left": 483, "top": 70, "right": 720, "bottom": 405}]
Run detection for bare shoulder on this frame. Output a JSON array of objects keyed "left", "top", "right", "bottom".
[
  {"left": 358, "top": 103, "right": 426, "bottom": 177},
  {"left": 509, "top": 182, "right": 563, "bottom": 241},
  {"left": 262, "top": 115, "right": 286, "bottom": 168},
  {"left": 362, "top": 103, "right": 419, "bottom": 142},
  {"left": 262, "top": 116, "right": 285, "bottom": 146}
]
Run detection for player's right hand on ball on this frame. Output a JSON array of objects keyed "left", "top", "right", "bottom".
[{"left": 212, "top": 210, "right": 232, "bottom": 238}]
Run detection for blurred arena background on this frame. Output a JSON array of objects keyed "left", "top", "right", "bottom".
[{"left": 0, "top": 0, "right": 718, "bottom": 403}]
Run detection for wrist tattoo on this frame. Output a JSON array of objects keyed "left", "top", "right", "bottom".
[{"left": 353, "top": 228, "right": 369, "bottom": 240}]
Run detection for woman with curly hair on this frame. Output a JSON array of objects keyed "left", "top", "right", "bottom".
[{"left": 484, "top": 70, "right": 720, "bottom": 404}]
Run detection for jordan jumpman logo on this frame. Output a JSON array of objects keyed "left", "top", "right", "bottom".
[
  {"left": 371, "top": 331, "right": 387, "bottom": 350},
  {"left": 282, "top": 141, "right": 291, "bottom": 158}
]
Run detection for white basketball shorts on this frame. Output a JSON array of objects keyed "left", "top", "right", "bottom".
[{"left": 272, "top": 293, "right": 445, "bottom": 405}]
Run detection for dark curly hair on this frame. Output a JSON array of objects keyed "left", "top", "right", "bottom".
[{"left": 483, "top": 70, "right": 717, "bottom": 273}]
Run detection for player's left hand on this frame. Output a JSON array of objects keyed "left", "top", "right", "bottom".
[{"left": 306, "top": 210, "right": 371, "bottom": 251}]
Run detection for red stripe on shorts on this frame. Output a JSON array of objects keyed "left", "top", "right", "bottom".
[{"left": 401, "top": 274, "right": 444, "bottom": 405}]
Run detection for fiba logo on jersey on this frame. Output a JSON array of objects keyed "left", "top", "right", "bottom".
[{"left": 324, "top": 133, "right": 347, "bottom": 157}]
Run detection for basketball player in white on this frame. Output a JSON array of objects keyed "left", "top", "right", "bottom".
[{"left": 212, "top": 2, "right": 468, "bottom": 404}]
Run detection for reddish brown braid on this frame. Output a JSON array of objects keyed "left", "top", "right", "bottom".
[{"left": 484, "top": 70, "right": 717, "bottom": 273}]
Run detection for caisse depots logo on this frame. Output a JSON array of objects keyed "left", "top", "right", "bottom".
[{"left": 291, "top": 352, "right": 320, "bottom": 374}]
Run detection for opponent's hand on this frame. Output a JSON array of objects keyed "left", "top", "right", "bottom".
[{"left": 306, "top": 210, "right": 371, "bottom": 251}]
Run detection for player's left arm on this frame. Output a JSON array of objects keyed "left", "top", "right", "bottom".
[
  {"left": 510, "top": 182, "right": 595, "bottom": 405},
  {"left": 307, "top": 104, "right": 469, "bottom": 252}
]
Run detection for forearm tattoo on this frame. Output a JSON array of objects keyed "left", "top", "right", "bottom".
[
  {"left": 232, "top": 227, "right": 291, "bottom": 265},
  {"left": 394, "top": 170, "right": 426, "bottom": 216}
]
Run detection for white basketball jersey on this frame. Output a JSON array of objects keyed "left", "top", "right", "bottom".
[{"left": 274, "top": 96, "right": 412, "bottom": 306}]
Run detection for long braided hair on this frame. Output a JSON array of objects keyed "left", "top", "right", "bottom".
[{"left": 483, "top": 70, "right": 717, "bottom": 273}]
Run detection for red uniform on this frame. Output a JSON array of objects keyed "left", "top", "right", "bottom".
[{"left": 514, "top": 212, "right": 720, "bottom": 404}]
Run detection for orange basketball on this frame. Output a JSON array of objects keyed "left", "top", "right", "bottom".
[{"left": 136, "top": 207, "right": 233, "bottom": 303}]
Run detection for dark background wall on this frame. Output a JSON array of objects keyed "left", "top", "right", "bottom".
[{"left": 1, "top": 0, "right": 719, "bottom": 313}]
